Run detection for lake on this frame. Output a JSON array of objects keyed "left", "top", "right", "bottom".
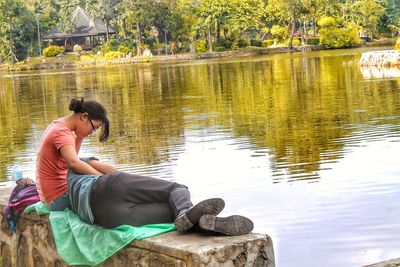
[{"left": 1, "top": 47, "right": 400, "bottom": 266}]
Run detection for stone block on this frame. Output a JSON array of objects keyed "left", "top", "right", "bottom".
[{"left": 0, "top": 185, "right": 274, "bottom": 267}]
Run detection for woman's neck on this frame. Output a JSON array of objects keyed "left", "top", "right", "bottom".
[{"left": 59, "top": 114, "right": 79, "bottom": 132}]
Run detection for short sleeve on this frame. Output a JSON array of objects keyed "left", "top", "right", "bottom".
[{"left": 53, "top": 128, "right": 75, "bottom": 150}]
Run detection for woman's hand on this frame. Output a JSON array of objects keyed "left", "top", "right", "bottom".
[
  {"left": 87, "top": 160, "right": 117, "bottom": 175},
  {"left": 60, "top": 145, "right": 103, "bottom": 176}
]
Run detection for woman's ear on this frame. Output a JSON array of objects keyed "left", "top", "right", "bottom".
[{"left": 80, "top": 113, "right": 89, "bottom": 121}]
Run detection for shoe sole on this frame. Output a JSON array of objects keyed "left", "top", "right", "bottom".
[
  {"left": 199, "top": 215, "right": 254, "bottom": 236},
  {"left": 175, "top": 198, "right": 225, "bottom": 232}
]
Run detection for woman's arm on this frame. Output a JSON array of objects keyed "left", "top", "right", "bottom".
[
  {"left": 87, "top": 160, "right": 117, "bottom": 174},
  {"left": 60, "top": 145, "right": 103, "bottom": 176}
]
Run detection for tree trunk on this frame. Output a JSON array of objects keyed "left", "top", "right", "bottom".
[
  {"left": 305, "top": 18, "right": 309, "bottom": 44},
  {"left": 122, "top": 18, "right": 127, "bottom": 38},
  {"left": 288, "top": 13, "right": 296, "bottom": 49},
  {"left": 114, "top": 18, "right": 119, "bottom": 37},
  {"left": 189, "top": 37, "right": 195, "bottom": 53},
  {"left": 207, "top": 28, "right": 213, "bottom": 52},
  {"left": 217, "top": 22, "right": 221, "bottom": 39},
  {"left": 105, "top": 20, "right": 110, "bottom": 42},
  {"left": 299, "top": 22, "right": 305, "bottom": 46},
  {"left": 136, "top": 22, "right": 142, "bottom": 56}
]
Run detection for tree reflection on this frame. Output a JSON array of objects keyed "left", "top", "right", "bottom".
[{"left": 1, "top": 50, "right": 400, "bottom": 182}]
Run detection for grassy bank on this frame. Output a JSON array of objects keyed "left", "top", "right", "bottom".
[{"left": 0, "top": 39, "right": 395, "bottom": 73}]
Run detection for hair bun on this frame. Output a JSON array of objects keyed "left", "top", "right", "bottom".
[{"left": 68, "top": 98, "right": 84, "bottom": 112}]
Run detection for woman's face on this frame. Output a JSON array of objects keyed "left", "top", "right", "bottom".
[{"left": 76, "top": 113, "right": 103, "bottom": 138}]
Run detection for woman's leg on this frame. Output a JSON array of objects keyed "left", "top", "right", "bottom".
[
  {"left": 90, "top": 171, "right": 193, "bottom": 228},
  {"left": 46, "top": 193, "right": 71, "bottom": 211}
]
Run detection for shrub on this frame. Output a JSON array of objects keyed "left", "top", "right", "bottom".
[
  {"left": 214, "top": 46, "right": 225, "bottom": 52},
  {"left": 238, "top": 38, "right": 249, "bottom": 48},
  {"left": 287, "top": 38, "right": 301, "bottom": 46},
  {"left": 105, "top": 51, "right": 123, "bottom": 60},
  {"left": 318, "top": 16, "right": 337, "bottom": 28},
  {"left": 271, "top": 25, "right": 288, "bottom": 42},
  {"left": 262, "top": 40, "right": 274, "bottom": 47},
  {"left": 194, "top": 39, "right": 208, "bottom": 53},
  {"left": 216, "top": 37, "right": 226, "bottom": 47},
  {"left": 395, "top": 38, "right": 400, "bottom": 50},
  {"left": 250, "top": 39, "right": 262, "bottom": 47},
  {"left": 43, "top": 46, "right": 64, "bottom": 57},
  {"left": 73, "top": 44, "right": 82, "bottom": 53},
  {"left": 319, "top": 24, "right": 359, "bottom": 48},
  {"left": 307, "top": 37, "right": 320, "bottom": 45},
  {"left": 117, "top": 45, "right": 133, "bottom": 56}
]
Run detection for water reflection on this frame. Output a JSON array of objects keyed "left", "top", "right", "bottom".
[
  {"left": 360, "top": 65, "right": 400, "bottom": 79},
  {"left": 1, "top": 49, "right": 400, "bottom": 183},
  {"left": 1, "top": 47, "right": 400, "bottom": 266}
]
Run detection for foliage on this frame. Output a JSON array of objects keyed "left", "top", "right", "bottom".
[
  {"left": 250, "top": 39, "right": 262, "bottom": 47},
  {"left": 270, "top": 25, "right": 288, "bottom": 42},
  {"left": 73, "top": 44, "right": 82, "bottom": 52},
  {"left": 288, "top": 38, "right": 301, "bottom": 46},
  {"left": 117, "top": 45, "right": 134, "bottom": 56},
  {"left": 193, "top": 39, "right": 208, "bottom": 53},
  {"left": 395, "top": 38, "right": 400, "bottom": 50},
  {"left": 214, "top": 46, "right": 225, "bottom": 52},
  {"left": 0, "top": 0, "right": 396, "bottom": 62},
  {"left": 319, "top": 18, "right": 360, "bottom": 48},
  {"left": 105, "top": 51, "right": 123, "bottom": 60},
  {"left": 308, "top": 37, "right": 320, "bottom": 45},
  {"left": 318, "top": 16, "right": 337, "bottom": 28},
  {"left": 43, "top": 45, "right": 64, "bottom": 57},
  {"left": 262, "top": 40, "right": 274, "bottom": 47}
]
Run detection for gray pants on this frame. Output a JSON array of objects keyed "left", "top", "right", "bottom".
[{"left": 90, "top": 171, "right": 193, "bottom": 228}]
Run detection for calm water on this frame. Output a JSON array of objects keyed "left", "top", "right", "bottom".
[{"left": 1, "top": 47, "right": 400, "bottom": 266}]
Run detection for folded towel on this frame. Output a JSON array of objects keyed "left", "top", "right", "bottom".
[{"left": 25, "top": 202, "right": 176, "bottom": 266}]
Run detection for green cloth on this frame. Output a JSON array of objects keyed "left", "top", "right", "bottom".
[{"left": 24, "top": 202, "right": 176, "bottom": 266}]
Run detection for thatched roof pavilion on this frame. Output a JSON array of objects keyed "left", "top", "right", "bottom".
[{"left": 43, "top": 6, "right": 116, "bottom": 51}]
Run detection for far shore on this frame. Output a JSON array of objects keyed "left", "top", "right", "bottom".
[{"left": 0, "top": 40, "right": 396, "bottom": 73}]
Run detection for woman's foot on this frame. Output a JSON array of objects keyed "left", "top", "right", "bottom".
[
  {"left": 175, "top": 198, "right": 225, "bottom": 232},
  {"left": 198, "top": 215, "right": 254, "bottom": 236}
]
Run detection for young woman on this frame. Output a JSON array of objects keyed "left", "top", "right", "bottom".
[{"left": 36, "top": 98, "right": 253, "bottom": 235}]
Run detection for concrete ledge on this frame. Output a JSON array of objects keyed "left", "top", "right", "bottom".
[
  {"left": 0, "top": 185, "right": 274, "bottom": 267},
  {"left": 364, "top": 258, "right": 400, "bottom": 267}
]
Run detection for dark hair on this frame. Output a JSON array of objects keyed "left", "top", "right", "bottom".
[{"left": 69, "top": 98, "right": 110, "bottom": 142}]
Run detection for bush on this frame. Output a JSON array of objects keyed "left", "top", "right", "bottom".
[
  {"left": 287, "top": 38, "right": 301, "bottom": 46},
  {"left": 317, "top": 16, "right": 359, "bottom": 49},
  {"left": 262, "top": 40, "right": 274, "bottom": 47},
  {"left": 395, "top": 38, "right": 400, "bottom": 50},
  {"left": 216, "top": 37, "right": 226, "bottom": 47},
  {"left": 307, "top": 37, "right": 320, "bottom": 45},
  {"left": 73, "top": 44, "right": 82, "bottom": 53},
  {"left": 214, "top": 46, "right": 225, "bottom": 52},
  {"left": 43, "top": 46, "right": 64, "bottom": 57},
  {"left": 238, "top": 38, "right": 249, "bottom": 48},
  {"left": 105, "top": 51, "right": 123, "bottom": 60},
  {"left": 271, "top": 25, "right": 288, "bottom": 42},
  {"left": 318, "top": 16, "right": 337, "bottom": 28},
  {"left": 250, "top": 39, "right": 262, "bottom": 47},
  {"left": 319, "top": 24, "right": 359, "bottom": 48},
  {"left": 194, "top": 39, "right": 208, "bottom": 53},
  {"left": 117, "top": 45, "right": 133, "bottom": 56}
]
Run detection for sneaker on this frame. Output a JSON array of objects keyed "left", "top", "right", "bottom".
[
  {"left": 175, "top": 198, "right": 225, "bottom": 232},
  {"left": 198, "top": 215, "right": 254, "bottom": 236}
]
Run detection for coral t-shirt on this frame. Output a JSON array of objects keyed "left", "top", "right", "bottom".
[{"left": 36, "top": 120, "right": 75, "bottom": 203}]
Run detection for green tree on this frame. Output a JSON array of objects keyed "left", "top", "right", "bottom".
[
  {"left": 318, "top": 16, "right": 360, "bottom": 48},
  {"left": 266, "top": 0, "right": 305, "bottom": 49},
  {"left": 226, "top": 0, "right": 265, "bottom": 44},
  {"left": 195, "top": 0, "right": 230, "bottom": 52},
  {"left": 351, "top": 0, "right": 386, "bottom": 38},
  {"left": 56, "top": 0, "right": 81, "bottom": 46}
]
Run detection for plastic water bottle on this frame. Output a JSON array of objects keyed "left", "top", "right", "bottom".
[{"left": 10, "top": 163, "right": 23, "bottom": 181}]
